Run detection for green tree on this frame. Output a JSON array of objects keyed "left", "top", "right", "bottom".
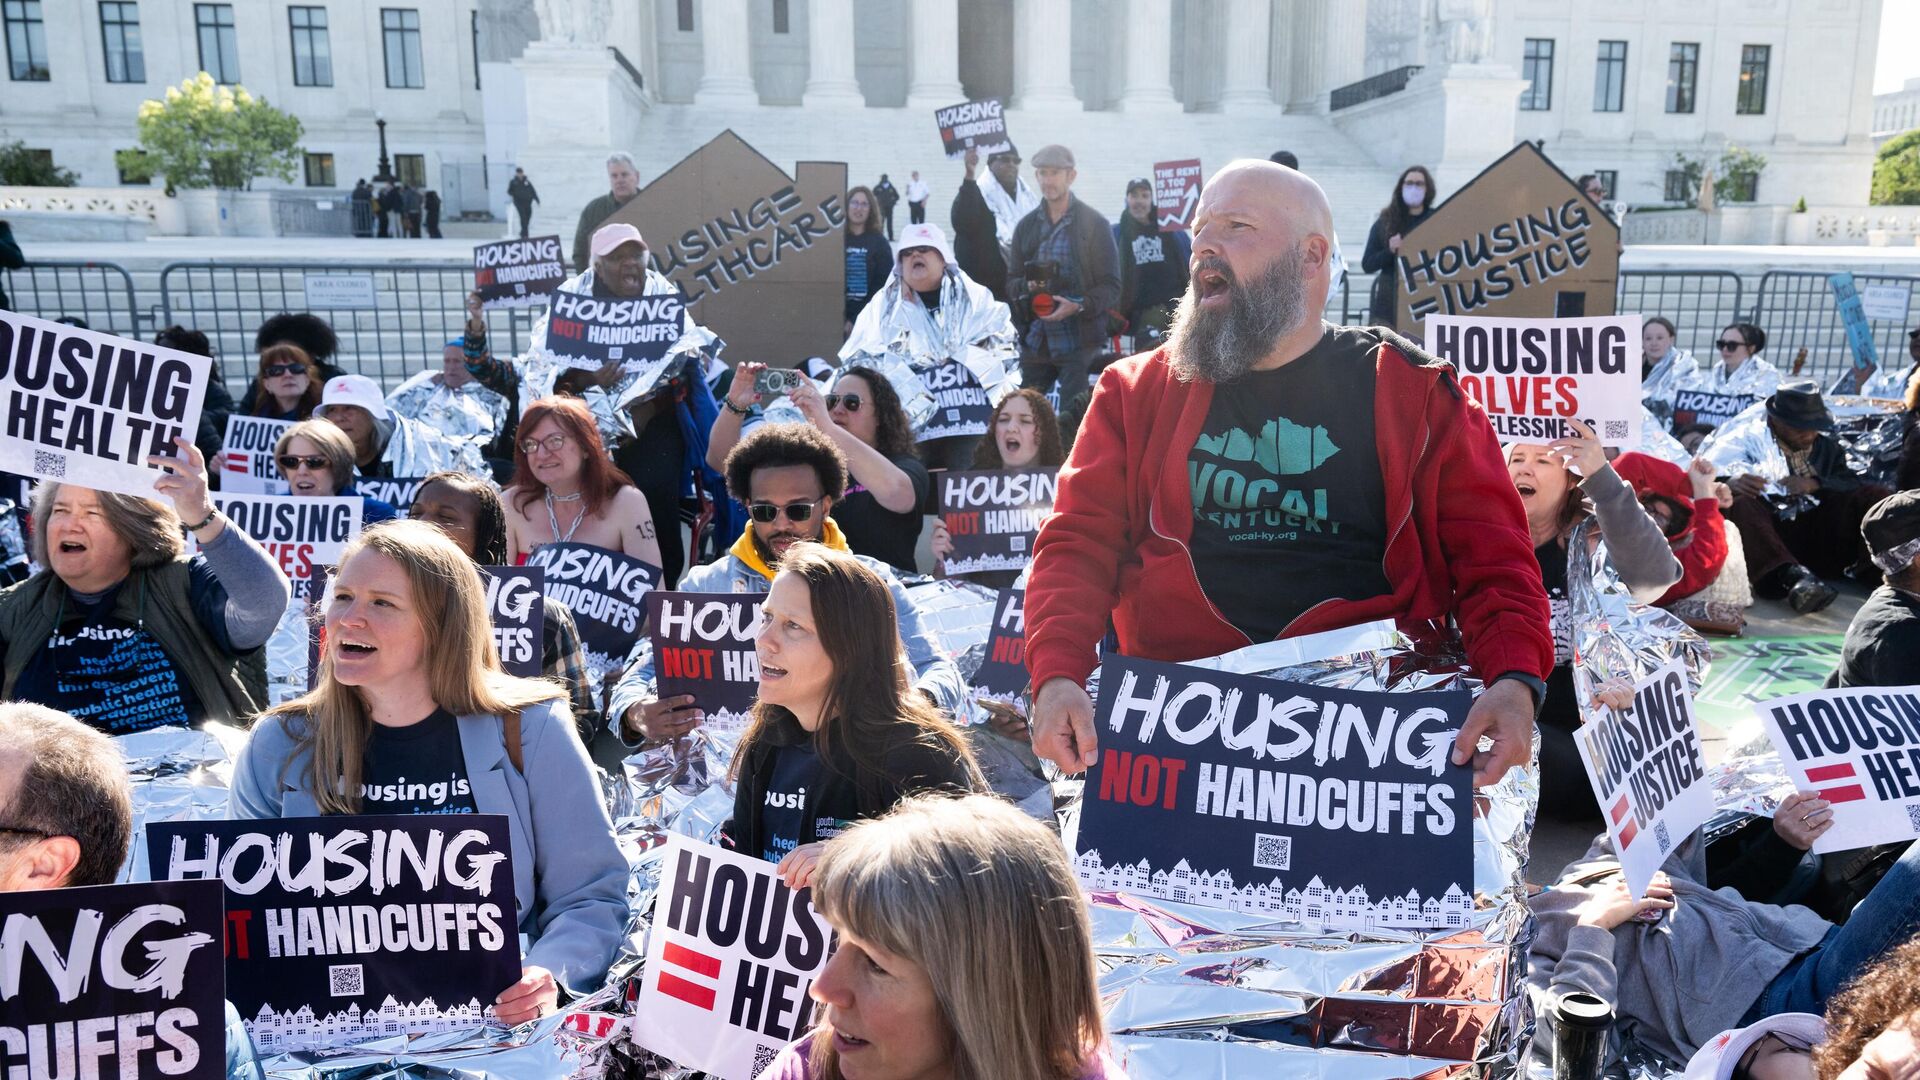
[
  {"left": 0, "top": 140, "right": 78, "bottom": 186},
  {"left": 1668, "top": 151, "right": 1705, "bottom": 207},
  {"left": 1715, "top": 145, "right": 1767, "bottom": 203},
  {"left": 1872, "top": 130, "right": 1920, "bottom": 206},
  {"left": 116, "top": 72, "right": 304, "bottom": 191}
]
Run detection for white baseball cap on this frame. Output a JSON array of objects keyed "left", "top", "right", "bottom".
[
  {"left": 1683, "top": 1013, "right": 1824, "bottom": 1080},
  {"left": 314, "top": 374, "right": 390, "bottom": 421},
  {"left": 590, "top": 222, "right": 645, "bottom": 260},
  {"left": 895, "top": 223, "right": 954, "bottom": 266}
]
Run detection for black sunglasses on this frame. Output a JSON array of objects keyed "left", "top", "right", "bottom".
[
  {"left": 264, "top": 363, "right": 307, "bottom": 377},
  {"left": 1715, "top": 339, "right": 1749, "bottom": 352},
  {"left": 825, "top": 394, "right": 863, "bottom": 412},
  {"left": 748, "top": 498, "right": 824, "bottom": 523},
  {"left": 278, "top": 454, "right": 330, "bottom": 472}
]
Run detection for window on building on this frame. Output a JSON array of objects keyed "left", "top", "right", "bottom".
[
  {"left": 1593, "top": 40, "right": 1626, "bottom": 112},
  {"left": 772, "top": 0, "right": 789, "bottom": 33},
  {"left": 1737, "top": 44, "right": 1769, "bottom": 114},
  {"left": 4, "top": 0, "right": 49, "bottom": 81},
  {"left": 303, "top": 152, "right": 335, "bottom": 187},
  {"left": 1666, "top": 42, "right": 1697, "bottom": 114},
  {"left": 195, "top": 4, "right": 239, "bottom": 84},
  {"left": 1663, "top": 170, "right": 1691, "bottom": 203},
  {"left": 395, "top": 153, "right": 425, "bottom": 187},
  {"left": 1521, "top": 38, "right": 1553, "bottom": 111},
  {"left": 1594, "top": 170, "right": 1617, "bottom": 200},
  {"left": 1724, "top": 173, "right": 1757, "bottom": 202},
  {"left": 289, "top": 6, "right": 332, "bottom": 87},
  {"left": 100, "top": 2, "right": 145, "bottom": 83},
  {"left": 117, "top": 148, "right": 152, "bottom": 184},
  {"left": 676, "top": 0, "right": 692, "bottom": 32},
  {"left": 471, "top": 10, "right": 480, "bottom": 89},
  {"left": 382, "top": 8, "right": 423, "bottom": 89}
]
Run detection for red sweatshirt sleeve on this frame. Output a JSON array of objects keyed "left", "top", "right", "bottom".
[{"left": 1661, "top": 497, "right": 1729, "bottom": 605}]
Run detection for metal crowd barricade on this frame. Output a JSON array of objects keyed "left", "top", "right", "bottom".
[
  {"left": 1615, "top": 270, "right": 1745, "bottom": 358},
  {"left": 0, "top": 260, "right": 146, "bottom": 339},
  {"left": 1747, "top": 270, "right": 1920, "bottom": 391},
  {"left": 158, "top": 262, "right": 536, "bottom": 396}
]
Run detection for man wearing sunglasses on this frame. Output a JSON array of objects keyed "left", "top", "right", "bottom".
[
  {"left": 0, "top": 702, "right": 264, "bottom": 1078},
  {"left": 607, "top": 422, "right": 965, "bottom": 746}
]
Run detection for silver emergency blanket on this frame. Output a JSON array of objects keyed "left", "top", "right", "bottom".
[
  {"left": 1563, "top": 519, "right": 1713, "bottom": 714},
  {"left": 837, "top": 263, "right": 1020, "bottom": 439},
  {"left": 1695, "top": 402, "right": 1812, "bottom": 517},
  {"left": 1634, "top": 406, "right": 1694, "bottom": 467},
  {"left": 115, "top": 723, "right": 245, "bottom": 885},
  {"left": 0, "top": 495, "right": 27, "bottom": 585},
  {"left": 1827, "top": 395, "right": 1908, "bottom": 485},
  {"left": 981, "top": 174, "right": 1041, "bottom": 256},
  {"left": 521, "top": 267, "right": 722, "bottom": 446},
  {"left": 265, "top": 597, "right": 313, "bottom": 706},
  {"left": 1859, "top": 360, "right": 1917, "bottom": 400},
  {"left": 1678, "top": 354, "right": 1786, "bottom": 400},
  {"left": 1640, "top": 348, "right": 1700, "bottom": 425},
  {"left": 385, "top": 369, "right": 510, "bottom": 451},
  {"left": 379, "top": 410, "right": 489, "bottom": 479},
  {"left": 899, "top": 575, "right": 994, "bottom": 728}
]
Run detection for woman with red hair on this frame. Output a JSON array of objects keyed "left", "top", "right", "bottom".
[{"left": 503, "top": 396, "right": 663, "bottom": 567}]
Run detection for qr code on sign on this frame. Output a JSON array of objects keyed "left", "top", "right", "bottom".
[
  {"left": 1905, "top": 804, "right": 1920, "bottom": 834},
  {"left": 1252, "top": 833, "right": 1291, "bottom": 871},
  {"left": 1604, "top": 420, "right": 1630, "bottom": 441},
  {"left": 32, "top": 450, "right": 65, "bottom": 478},
  {"left": 1654, "top": 820, "right": 1672, "bottom": 856},
  {"left": 750, "top": 1043, "right": 780, "bottom": 1077},
  {"left": 328, "top": 964, "right": 364, "bottom": 998}
]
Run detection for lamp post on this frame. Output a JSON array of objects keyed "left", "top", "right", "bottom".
[{"left": 373, "top": 115, "right": 395, "bottom": 184}]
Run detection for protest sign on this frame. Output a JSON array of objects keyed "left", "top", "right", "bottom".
[
  {"left": 1395, "top": 142, "right": 1619, "bottom": 329},
  {"left": 606, "top": 131, "right": 847, "bottom": 369},
  {"left": 219, "top": 414, "right": 293, "bottom": 494},
  {"left": 525, "top": 542, "right": 660, "bottom": 672},
  {"left": 473, "top": 235, "right": 567, "bottom": 310},
  {"left": 1758, "top": 685, "right": 1920, "bottom": 854},
  {"left": 542, "top": 292, "right": 684, "bottom": 373},
  {"left": 631, "top": 835, "right": 831, "bottom": 1080},
  {"left": 970, "top": 588, "right": 1028, "bottom": 710},
  {"left": 1828, "top": 272, "right": 1880, "bottom": 395},
  {"left": 934, "top": 97, "right": 1012, "bottom": 159},
  {"left": 1860, "top": 283, "right": 1910, "bottom": 323},
  {"left": 148, "top": 815, "right": 520, "bottom": 1053},
  {"left": 354, "top": 475, "right": 428, "bottom": 514},
  {"left": 938, "top": 467, "right": 1056, "bottom": 576},
  {"left": 1425, "top": 313, "right": 1643, "bottom": 447},
  {"left": 482, "top": 565, "right": 545, "bottom": 679},
  {"left": 214, "top": 492, "right": 361, "bottom": 601},
  {"left": 1074, "top": 655, "right": 1475, "bottom": 928},
  {"left": 645, "top": 591, "right": 762, "bottom": 734},
  {"left": 0, "top": 311, "right": 212, "bottom": 499},
  {"left": 0, "top": 877, "right": 226, "bottom": 1080},
  {"left": 1573, "top": 661, "right": 1712, "bottom": 896},
  {"left": 920, "top": 358, "right": 993, "bottom": 441},
  {"left": 1670, "top": 388, "right": 1762, "bottom": 433},
  {"left": 1152, "top": 159, "right": 1203, "bottom": 231}
]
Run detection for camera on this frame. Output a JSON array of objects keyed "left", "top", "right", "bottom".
[
  {"left": 1020, "top": 260, "right": 1059, "bottom": 321},
  {"left": 754, "top": 367, "right": 805, "bottom": 396}
]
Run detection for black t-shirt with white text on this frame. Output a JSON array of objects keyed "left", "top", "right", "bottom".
[
  {"left": 1186, "top": 327, "right": 1391, "bottom": 642},
  {"left": 359, "top": 709, "right": 479, "bottom": 815},
  {"left": 759, "top": 741, "right": 823, "bottom": 864}
]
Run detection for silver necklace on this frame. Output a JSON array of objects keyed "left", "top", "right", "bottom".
[{"left": 544, "top": 489, "right": 586, "bottom": 544}]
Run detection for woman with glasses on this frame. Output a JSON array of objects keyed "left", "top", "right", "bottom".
[
  {"left": 844, "top": 186, "right": 892, "bottom": 335},
  {"left": 502, "top": 396, "right": 663, "bottom": 567},
  {"left": 1362, "top": 165, "right": 1437, "bottom": 329},
  {"left": 250, "top": 344, "right": 321, "bottom": 422},
  {"left": 781, "top": 370, "right": 928, "bottom": 575},
  {"left": 272, "top": 419, "right": 398, "bottom": 524}
]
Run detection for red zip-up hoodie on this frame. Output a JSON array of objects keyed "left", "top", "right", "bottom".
[{"left": 1026, "top": 330, "right": 1554, "bottom": 690}]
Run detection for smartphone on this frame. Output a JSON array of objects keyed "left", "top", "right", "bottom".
[{"left": 754, "top": 368, "right": 802, "bottom": 396}]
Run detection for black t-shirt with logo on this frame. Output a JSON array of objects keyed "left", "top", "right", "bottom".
[
  {"left": 359, "top": 708, "right": 479, "bottom": 815},
  {"left": 1186, "top": 327, "right": 1392, "bottom": 642},
  {"left": 12, "top": 587, "right": 205, "bottom": 736},
  {"left": 759, "top": 741, "right": 823, "bottom": 864},
  {"left": 1535, "top": 538, "right": 1572, "bottom": 665}
]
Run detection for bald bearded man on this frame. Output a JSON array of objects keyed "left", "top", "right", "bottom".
[{"left": 1024, "top": 160, "right": 1552, "bottom": 787}]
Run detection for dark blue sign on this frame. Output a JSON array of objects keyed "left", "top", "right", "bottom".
[{"left": 526, "top": 542, "right": 660, "bottom": 671}]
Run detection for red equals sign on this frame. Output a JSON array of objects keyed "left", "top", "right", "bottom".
[
  {"left": 223, "top": 452, "right": 248, "bottom": 474},
  {"left": 1806, "top": 762, "right": 1867, "bottom": 804},
  {"left": 657, "top": 939, "right": 722, "bottom": 1011},
  {"left": 1610, "top": 794, "right": 1637, "bottom": 849}
]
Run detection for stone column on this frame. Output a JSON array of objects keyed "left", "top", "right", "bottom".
[
  {"left": 1217, "top": 0, "right": 1278, "bottom": 112},
  {"left": 802, "top": 0, "right": 865, "bottom": 105},
  {"left": 1285, "top": 0, "right": 1327, "bottom": 111},
  {"left": 1011, "top": 0, "right": 1082, "bottom": 110},
  {"left": 694, "top": 0, "right": 758, "bottom": 105},
  {"left": 1117, "top": 0, "right": 1180, "bottom": 113},
  {"left": 904, "top": 0, "right": 965, "bottom": 107},
  {"left": 1322, "top": 0, "right": 1367, "bottom": 98}
]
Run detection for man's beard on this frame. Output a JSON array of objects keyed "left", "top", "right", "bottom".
[{"left": 1167, "top": 246, "right": 1312, "bottom": 384}]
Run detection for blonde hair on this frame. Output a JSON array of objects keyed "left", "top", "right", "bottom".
[
  {"left": 30, "top": 483, "right": 184, "bottom": 570},
  {"left": 274, "top": 418, "right": 357, "bottom": 494},
  {"left": 808, "top": 793, "right": 1106, "bottom": 1080},
  {"left": 263, "top": 519, "right": 562, "bottom": 814}
]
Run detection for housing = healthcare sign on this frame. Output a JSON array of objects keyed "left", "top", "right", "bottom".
[
  {"left": 0, "top": 878, "right": 227, "bottom": 1080},
  {"left": 645, "top": 592, "right": 762, "bottom": 735},
  {"left": 1425, "top": 314, "right": 1643, "bottom": 448},
  {"left": 1574, "top": 661, "right": 1712, "bottom": 897},
  {"left": 0, "top": 311, "right": 212, "bottom": 500},
  {"left": 473, "top": 236, "right": 567, "bottom": 310},
  {"left": 147, "top": 816, "right": 520, "bottom": 1054},
  {"left": 1759, "top": 685, "right": 1920, "bottom": 854},
  {"left": 632, "top": 835, "right": 831, "bottom": 1080},
  {"left": 938, "top": 467, "right": 1056, "bottom": 576},
  {"left": 542, "top": 293, "right": 684, "bottom": 372},
  {"left": 1074, "top": 655, "right": 1475, "bottom": 929}
]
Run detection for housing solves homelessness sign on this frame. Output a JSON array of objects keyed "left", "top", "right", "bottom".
[
  {"left": 1573, "top": 661, "right": 1712, "bottom": 896},
  {"left": 938, "top": 467, "right": 1056, "bottom": 576},
  {"left": 0, "top": 878, "right": 226, "bottom": 1080},
  {"left": 542, "top": 293, "right": 683, "bottom": 372},
  {"left": 214, "top": 492, "right": 361, "bottom": 602},
  {"left": 1075, "top": 655, "right": 1475, "bottom": 928},
  {"left": 0, "top": 311, "right": 212, "bottom": 499},
  {"left": 1425, "top": 313, "right": 1642, "bottom": 448},
  {"left": 645, "top": 592, "right": 761, "bottom": 733},
  {"left": 1759, "top": 685, "right": 1920, "bottom": 854},
  {"left": 147, "top": 816, "right": 520, "bottom": 1052},
  {"left": 526, "top": 542, "right": 660, "bottom": 672},
  {"left": 933, "top": 97, "right": 1012, "bottom": 159},
  {"left": 473, "top": 236, "right": 567, "bottom": 310},
  {"left": 632, "top": 835, "right": 831, "bottom": 1080}
]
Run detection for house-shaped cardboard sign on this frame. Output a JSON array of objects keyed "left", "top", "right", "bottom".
[
  {"left": 605, "top": 130, "right": 847, "bottom": 367},
  {"left": 1395, "top": 142, "right": 1619, "bottom": 330}
]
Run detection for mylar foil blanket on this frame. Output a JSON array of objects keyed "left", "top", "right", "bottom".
[
  {"left": 837, "top": 264, "right": 1020, "bottom": 438},
  {"left": 1563, "top": 519, "right": 1713, "bottom": 716},
  {"left": 1695, "top": 403, "right": 1813, "bottom": 518},
  {"left": 1634, "top": 407, "right": 1694, "bottom": 468},
  {"left": 385, "top": 369, "right": 510, "bottom": 450},
  {"left": 1639, "top": 350, "right": 1700, "bottom": 426},
  {"left": 114, "top": 723, "right": 245, "bottom": 886},
  {"left": 378, "top": 411, "right": 490, "bottom": 480}
]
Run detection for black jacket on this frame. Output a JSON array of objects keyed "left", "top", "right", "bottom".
[
  {"left": 950, "top": 178, "right": 1008, "bottom": 300},
  {"left": 1827, "top": 584, "right": 1920, "bottom": 688},
  {"left": 508, "top": 175, "right": 540, "bottom": 208},
  {"left": 1361, "top": 208, "right": 1431, "bottom": 327},
  {"left": 873, "top": 179, "right": 899, "bottom": 212},
  {"left": 722, "top": 712, "right": 980, "bottom": 858},
  {"left": 1007, "top": 194, "right": 1121, "bottom": 341},
  {"left": 0, "top": 221, "right": 23, "bottom": 311}
]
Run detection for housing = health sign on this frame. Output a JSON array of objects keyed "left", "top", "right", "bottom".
[
  {"left": 220, "top": 414, "right": 293, "bottom": 494},
  {"left": 1574, "top": 661, "right": 1712, "bottom": 897},
  {"left": 473, "top": 235, "right": 567, "bottom": 310},
  {"left": 938, "top": 467, "right": 1057, "bottom": 576},
  {"left": 1759, "top": 685, "right": 1920, "bottom": 854},
  {"left": 543, "top": 293, "right": 684, "bottom": 372},
  {"left": 1425, "top": 314, "right": 1643, "bottom": 448}
]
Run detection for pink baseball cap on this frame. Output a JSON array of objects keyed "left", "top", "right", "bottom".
[
  {"left": 1683, "top": 1013, "right": 1824, "bottom": 1080},
  {"left": 314, "top": 374, "right": 390, "bottom": 421},
  {"left": 590, "top": 222, "right": 646, "bottom": 259}
]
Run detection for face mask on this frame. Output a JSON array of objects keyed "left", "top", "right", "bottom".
[{"left": 1401, "top": 184, "right": 1426, "bottom": 208}]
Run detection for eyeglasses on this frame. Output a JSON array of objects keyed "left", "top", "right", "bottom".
[
  {"left": 278, "top": 455, "right": 330, "bottom": 472},
  {"left": 521, "top": 433, "right": 571, "bottom": 456},
  {"left": 748, "top": 498, "right": 825, "bottom": 523},
  {"left": 1715, "top": 339, "right": 1749, "bottom": 352},
  {"left": 825, "top": 394, "right": 863, "bottom": 412},
  {"left": 264, "top": 364, "right": 307, "bottom": 377}
]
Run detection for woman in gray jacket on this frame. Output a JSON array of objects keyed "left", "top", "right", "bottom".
[{"left": 230, "top": 520, "right": 627, "bottom": 1025}]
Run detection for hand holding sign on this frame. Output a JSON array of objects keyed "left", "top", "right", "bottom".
[
  {"left": 1773, "top": 791, "right": 1835, "bottom": 851},
  {"left": 776, "top": 842, "right": 827, "bottom": 890},
  {"left": 494, "top": 965, "right": 559, "bottom": 1027},
  {"left": 148, "top": 437, "right": 215, "bottom": 533},
  {"left": 1033, "top": 676, "right": 1098, "bottom": 772},
  {"left": 1551, "top": 418, "right": 1608, "bottom": 479},
  {"left": 1456, "top": 677, "right": 1536, "bottom": 788}
]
